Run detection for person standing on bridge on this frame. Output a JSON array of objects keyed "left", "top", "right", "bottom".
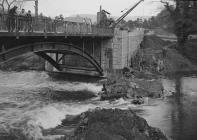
[
  {"left": 7, "top": 6, "right": 18, "bottom": 32},
  {"left": 25, "top": 10, "right": 33, "bottom": 32},
  {"left": 18, "top": 9, "right": 26, "bottom": 31}
]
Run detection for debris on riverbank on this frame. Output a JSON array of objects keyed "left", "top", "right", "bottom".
[
  {"left": 62, "top": 108, "right": 167, "bottom": 140},
  {"left": 99, "top": 34, "right": 197, "bottom": 102},
  {"left": 133, "top": 35, "right": 197, "bottom": 75},
  {"left": 99, "top": 73, "right": 164, "bottom": 102}
]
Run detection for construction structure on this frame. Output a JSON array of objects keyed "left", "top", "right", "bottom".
[{"left": 0, "top": 0, "right": 145, "bottom": 76}]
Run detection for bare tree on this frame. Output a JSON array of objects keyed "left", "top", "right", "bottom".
[
  {"left": 0, "top": 0, "right": 23, "bottom": 13},
  {"left": 160, "top": 0, "right": 197, "bottom": 53},
  {"left": 0, "top": 0, "right": 6, "bottom": 13}
]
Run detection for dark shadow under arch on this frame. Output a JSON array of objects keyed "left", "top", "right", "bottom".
[{"left": 0, "top": 42, "right": 103, "bottom": 76}]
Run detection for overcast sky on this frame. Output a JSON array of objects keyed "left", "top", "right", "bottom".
[{"left": 23, "top": 0, "right": 164, "bottom": 17}]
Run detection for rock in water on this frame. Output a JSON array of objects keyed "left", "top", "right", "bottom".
[{"left": 67, "top": 109, "right": 167, "bottom": 140}]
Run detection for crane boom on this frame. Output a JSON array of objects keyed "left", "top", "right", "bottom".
[{"left": 112, "top": 0, "right": 144, "bottom": 28}]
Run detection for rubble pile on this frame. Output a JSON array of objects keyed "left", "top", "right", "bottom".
[{"left": 66, "top": 109, "right": 167, "bottom": 140}]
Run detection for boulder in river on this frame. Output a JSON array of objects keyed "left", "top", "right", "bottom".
[
  {"left": 132, "top": 96, "right": 145, "bottom": 105},
  {"left": 66, "top": 109, "right": 167, "bottom": 140}
]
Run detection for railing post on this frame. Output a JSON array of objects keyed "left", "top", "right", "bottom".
[
  {"left": 15, "top": 15, "right": 17, "bottom": 32},
  {"left": 64, "top": 21, "right": 66, "bottom": 33},
  {"left": 15, "top": 15, "right": 19, "bottom": 39},
  {"left": 54, "top": 20, "right": 57, "bottom": 33},
  {"left": 77, "top": 22, "right": 80, "bottom": 34},
  {"left": 44, "top": 18, "right": 47, "bottom": 33},
  {"left": 86, "top": 23, "right": 88, "bottom": 34},
  {"left": 33, "top": 16, "right": 37, "bottom": 32},
  {"left": 64, "top": 21, "right": 67, "bottom": 36},
  {"left": 0, "top": 14, "right": 2, "bottom": 31},
  {"left": 80, "top": 23, "right": 82, "bottom": 34},
  {"left": 44, "top": 18, "right": 47, "bottom": 38}
]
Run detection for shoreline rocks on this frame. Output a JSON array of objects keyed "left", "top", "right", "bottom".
[{"left": 64, "top": 109, "right": 167, "bottom": 140}]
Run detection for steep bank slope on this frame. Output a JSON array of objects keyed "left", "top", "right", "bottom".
[{"left": 133, "top": 35, "right": 197, "bottom": 74}]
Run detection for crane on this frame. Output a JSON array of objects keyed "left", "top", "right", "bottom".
[{"left": 111, "top": 0, "right": 144, "bottom": 28}]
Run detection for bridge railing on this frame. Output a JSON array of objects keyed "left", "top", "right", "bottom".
[
  {"left": 0, "top": 14, "right": 113, "bottom": 36},
  {"left": 0, "top": 14, "right": 8, "bottom": 31}
]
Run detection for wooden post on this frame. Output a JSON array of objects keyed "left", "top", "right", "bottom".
[{"left": 16, "top": 15, "right": 19, "bottom": 39}]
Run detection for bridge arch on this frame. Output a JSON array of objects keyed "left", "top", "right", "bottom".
[{"left": 0, "top": 42, "right": 103, "bottom": 76}]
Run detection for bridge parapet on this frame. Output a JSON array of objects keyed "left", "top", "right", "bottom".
[{"left": 0, "top": 14, "right": 113, "bottom": 37}]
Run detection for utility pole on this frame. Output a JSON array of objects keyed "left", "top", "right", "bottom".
[{"left": 35, "top": 0, "right": 38, "bottom": 17}]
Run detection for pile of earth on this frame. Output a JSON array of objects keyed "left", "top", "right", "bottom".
[
  {"left": 99, "top": 74, "right": 163, "bottom": 101},
  {"left": 61, "top": 109, "right": 167, "bottom": 140},
  {"left": 0, "top": 52, "right": 45, "bottom": 71},
  {"left": 133, "top": 34, "right": 197, "bottom": 75}
]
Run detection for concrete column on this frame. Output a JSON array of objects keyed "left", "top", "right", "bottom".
[{"left": 101, "top": 38, "right": 113, "bottom": 74}]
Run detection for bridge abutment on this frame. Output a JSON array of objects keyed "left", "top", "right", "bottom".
[{"left": 101, "top": 28, "right": 145, "bottom": 76}]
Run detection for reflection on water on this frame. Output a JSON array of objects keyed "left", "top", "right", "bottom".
[
  {"left": 0, "top": 70, "right": 197, "bottom": 140},
  {"left": 138, "top": 77, "right": 197, "bottom": 140}
]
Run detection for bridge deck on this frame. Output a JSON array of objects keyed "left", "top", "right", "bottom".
[
  {"left": 0, "top": 14, "right": 114, "bottom": 37},
  {"left": 0, "top": 31, "right": 113, "bottom": 37}
]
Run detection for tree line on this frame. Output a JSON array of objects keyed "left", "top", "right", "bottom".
[{"left": 121, "top": 0, "right": 197, "bottom": 54}]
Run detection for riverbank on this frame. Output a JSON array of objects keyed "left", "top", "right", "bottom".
[
  {"left": 97, "top": 34, "right": 197, "bottom": 102},
  {"left": 133, "top": 34, "right": 197, "bottom": 75}
]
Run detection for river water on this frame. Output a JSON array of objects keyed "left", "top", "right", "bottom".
[{"left": 0, "top": 70, "right": 197, "bottom": 140}]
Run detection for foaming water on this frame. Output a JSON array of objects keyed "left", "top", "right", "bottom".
[
  {"left": 0, "top": 70, "right": 104, "bottom": 139},
  {"left": 1, "top": 70, "right": 197, "bottom": 140},
  {"left": 0, "top": 70, "right": 164, "bottom": 140},
  {"left": 0, "top": 70, "right": 102, "bottom": 93}
]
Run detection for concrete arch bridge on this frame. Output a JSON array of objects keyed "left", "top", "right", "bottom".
[{"left": 0, "top": 14, "right": 144, "bottom": 76}]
